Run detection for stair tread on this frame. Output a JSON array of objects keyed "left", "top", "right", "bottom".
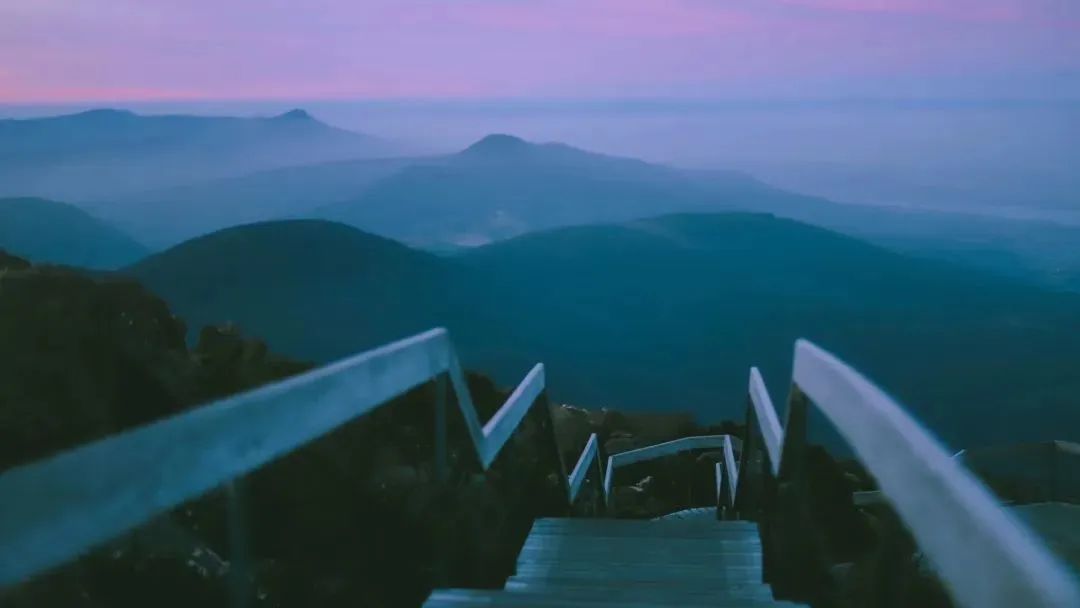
[
  {"left": 426, "top": 588, "right": 805, "bottom": 607},
  {"left": 422, "top": 517, "right": 795, "bottom": 607}
]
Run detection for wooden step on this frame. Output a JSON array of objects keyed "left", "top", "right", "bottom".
[
  {"left": 422, "top": 517, "right": 804, "bottom": 608},
  {"left": 517, "top": 550, "right": 764, "bottom": 567},
  {"left": 510, "top": 565, "right": 764, "bottom": 585},
  {"left": 503, "top": 579, "right": 777, "bottom": 600},
  {"left": 425, "top": 588, "right": 803, "bottom": 607}
]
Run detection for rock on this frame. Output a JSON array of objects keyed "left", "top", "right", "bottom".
[
  {"left": 596, "top": 408, "right": 631, "bottom": 435},
  {"left": 632, "top": 476, "right": 655, "bottom": 492},
  {"left": 604, "top": 435, "right": 637, "bottom": 455},
  {"left": 550, "top": 404, "right": 593, "bottom": 461},
  {"left": 0, "top": 249, "right": 31, "bottom": 271}
]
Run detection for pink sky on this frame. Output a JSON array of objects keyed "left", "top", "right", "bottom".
[{"left": 1, "top": 0, "right": 1078, "bottom": 102}]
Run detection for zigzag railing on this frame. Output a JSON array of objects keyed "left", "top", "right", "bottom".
[
  {"left": 565, "top": 432, "right": 740, "bottom": 512},
  {"left": 566, "top": 433, "right": 602, "bottom": 505},
  {"left": 0, "top": 327, "right": 561, "bottom": 589},
  {"left": 728, "top": 339, "right": 1080, "bottom": 608},
  {"left": 4, "top": 327, "right": 1079, "bottom": 608},
  {"left": 602, "top": 435, "right": 736, "bottom": 511}
]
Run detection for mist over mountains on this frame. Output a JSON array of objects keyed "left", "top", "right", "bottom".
[
  {"left": 3, "top": 107, "right": 1060, "bottom": 292},
  {"left": 96, "top": 156, "right": 416, "bottom": 249},
  {"left": 0, "top": 108, "right": 395, "bottom": 201},
  {"left": 2, "top": 106, "right": 1079, "bottom": 449}
]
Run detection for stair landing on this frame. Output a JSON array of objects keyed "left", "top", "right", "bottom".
[{"left": 424, "top": 517, "right": 805, "bottom": 607}]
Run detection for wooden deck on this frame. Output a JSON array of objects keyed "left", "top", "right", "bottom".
[{"left": 424, "top": 517, "right": 805, "bottom": 607}]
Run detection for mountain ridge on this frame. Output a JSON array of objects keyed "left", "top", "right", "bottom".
[
  {"left": 0, "top": 197, "right": 147, "bottom": 269},
  {"left": 128, "top": 212, "right": 1080, "bottom": 448},
  {"left": 7, "top": 119, "right": 1075, "bottom": 292},
  {"left": 0, "top": 108, "right": 396, "bottom": 201}
]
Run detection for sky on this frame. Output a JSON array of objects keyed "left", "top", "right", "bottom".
[{"left": 2, "top": 0, "right": 1080, "bottom": 103}]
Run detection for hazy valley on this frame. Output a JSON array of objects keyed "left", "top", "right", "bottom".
[{"left": 2, "top": 107, "right": 1079, "bottom": 451}]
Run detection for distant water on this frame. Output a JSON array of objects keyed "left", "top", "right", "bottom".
[{"left": 4, "top": 98, "right": 1079, "bottom": 224}]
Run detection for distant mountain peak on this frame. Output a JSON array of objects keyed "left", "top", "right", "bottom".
[
  {"left": 276, "top": 108, "right": 314, "bottom": 121},
  {"left": 73, "top": 108, "right": 137, "bottom": 121},
  {"left": 461, "top": 133, "right": 533, "bottom": 157}
]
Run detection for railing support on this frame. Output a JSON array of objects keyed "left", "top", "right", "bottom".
[
  {"left": 594, "top": 443, "right": 607, "bottom": 516},
  {"left": 735, "top": 402, "right": 763, "bottom": 518},
  {"left": 766, "top": 384, "right": 824, "bottom": 600},
  {"left": 225, "top": 480, "right": 251, "bottom": 608},
  {"left": 714, "top": 462, "right": 724, "bottom": 520},
  {"left": 536, "top": 390, "right": 571, "bottom": 516},
  {"left": 734, "top": 340, "right": 1080, "bottom": 608},
  {"left": 434, "top": 373, "right": 449, "bottom": 484}
]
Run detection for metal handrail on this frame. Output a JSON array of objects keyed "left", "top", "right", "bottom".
[
  {"left": 566, "top": 433, "right": 601, "bottom": 504},
  {"left": 748, "top": 367, "right": 782, "bottom": 476},
  {"left": 603, "top": 434, "right": 739, "bottom": 510},
  {"left": 722, "top": 433, "right": 739, "bottom": 509},
  {"left": 0, "top": 328, "right": 549, "bottom": 588},
  {"left": 565, "top": 432, "right": 742, "bottom": 512},
  {"left": 6, "top": 324, "right": 1076, "bottom": 607},
  {"left": 731, "top": 338, "right": 1080, "bottom": 608}
]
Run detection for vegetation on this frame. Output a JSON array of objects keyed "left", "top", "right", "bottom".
[{"left": 0, "top": 250, "right": 744, "bottom": 606}]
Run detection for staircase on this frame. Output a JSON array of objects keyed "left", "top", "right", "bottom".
[
  {"left": 2, "top": 327, "right": 1078, "bottom": 607},
  {"left": 426, "top": 517, "right": 803, "bottom": 607}
]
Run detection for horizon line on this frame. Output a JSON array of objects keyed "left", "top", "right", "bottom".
[{"left": 3, "top": 95, "right": 1080, "bottom": 107}]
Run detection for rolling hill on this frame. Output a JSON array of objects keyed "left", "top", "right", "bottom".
[
  {"left": 127, "top": 213, "right": 1080, "bottom": 448},
  {"left": 0, "top": 197, "right": 147, "bottom": 268},
  {"left": 129, "top": 220, "right": 455, "bottom": 356},
  {"left": 0, "top": 108, "right": 395, "bottom": 201}
]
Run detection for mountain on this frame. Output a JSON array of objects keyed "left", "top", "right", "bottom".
[
  {"left": 128, "top": 213, "right": 1080, "bottom": 448},
  {"left": 803, "top": 205, "right": 1080, "bottom": 293},
  {"left": 129, "top": 220, "right": 455, "bottom": 355},
  {"left": 312, "top": 135, "right": 1080, "bottom": 292},
  {"left": 316, "top": 134, "right": 737, "bottom": 246},
  {"left": 0, "top": 108, "right": 396, "bottom": 201},
  {"left": 18, "top": 122, "right": 1064, "bottom": 291},
  {"left": 0, "top": 197, "right": 147, "bottom": 268},
  {"left": 456, "top": 214, "right": 1080, "bottom": 444},
  {"left": 94, "top": 157, "right": 417, "bottom": 248}
]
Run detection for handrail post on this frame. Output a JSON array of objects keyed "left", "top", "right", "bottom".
[
  {"left": 721, "top": 436, "right": 739, "bottom": 520},
  {"left": 776, "top": 384, "right": 808, "bottom": 483},
  {"left": 768, "top": 381, "right": 837, "bottom": 604},
  {"left": 225, "top": 480, "right": 251, "bottom": 608},
  {"left": 594, "top": 446, "right": 607, "bottom": 516},
  {"left": 434, "top": 373, "right": 449, "bottom": 484},
  {"left": 735, "top": 401, "right": 762, "bottom": 518},
  {"left": 537, "top": 389, "right": 570, "bottom": 516},
  {"left": 1049, "top": 441, "right": 1059, "bottom": 503},
  {"left": 714, "top": 462, "right": 724, "bottom": 520}
]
